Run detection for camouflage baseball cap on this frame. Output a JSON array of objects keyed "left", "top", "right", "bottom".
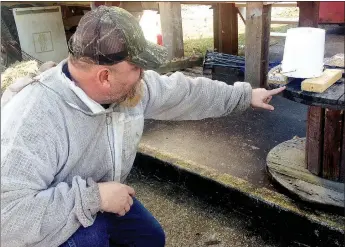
[{"left": 68, "top": 6, "right": 168, "bottom": 69}]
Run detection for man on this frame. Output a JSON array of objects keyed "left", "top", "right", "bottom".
[{"left": 1, "top": 6, "right": 285, "bottom": 247}]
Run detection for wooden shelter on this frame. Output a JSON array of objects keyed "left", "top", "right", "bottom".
[{"left": 2, "top": 1, "right": 344, "bottom": 88}]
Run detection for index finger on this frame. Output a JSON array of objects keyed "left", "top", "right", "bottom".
[
  {"left": 267, "top": 86, "right": 286, "bottom": 96},
  {"left": 125, "top": 185, "right": 136, "bottom": 196}
]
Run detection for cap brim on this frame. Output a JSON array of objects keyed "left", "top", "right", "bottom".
[{"left": 130, "top": 41, "right": 168, "bottom": 70}]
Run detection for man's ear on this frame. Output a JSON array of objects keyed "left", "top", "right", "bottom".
[{"left": 97, "top": 68, "right": 111, "bottom": 88}]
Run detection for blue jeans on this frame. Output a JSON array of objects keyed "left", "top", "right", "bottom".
[{"left": 60, "top": 198, "right": 165, "bottom": 247}]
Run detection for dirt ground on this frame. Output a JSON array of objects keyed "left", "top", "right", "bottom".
[{"left": 128, "top": 169, "right": 283, "bottom": 247}]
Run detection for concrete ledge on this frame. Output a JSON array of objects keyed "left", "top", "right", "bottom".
[{"left": 135, "top": 143, "right": 344, "bottom": 247}]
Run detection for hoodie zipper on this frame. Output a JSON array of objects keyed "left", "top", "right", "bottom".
[
  {"left": 112, "top": 112, "right": 124, "bottom": 181},
  {"left": 106, "top": 113, "right": 116, "bottom": 180}
]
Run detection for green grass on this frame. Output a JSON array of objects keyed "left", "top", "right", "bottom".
[
  {"left": 271, "top": 23, "right": 297, "bottom": 33},
  {"left": 183, "top": 37, "right": 213, "bottom": 57},
  {"left": 183, "top": 24, "right": 297, "bottom": 57}
]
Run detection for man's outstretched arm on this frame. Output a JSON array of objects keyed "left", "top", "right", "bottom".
[{"left": 142, "top": 70, "right": 284, "bottom": 121}]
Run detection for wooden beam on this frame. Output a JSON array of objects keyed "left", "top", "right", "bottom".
[
  {"left": 306, "top": 107, "right": 324, "bottom": 174},
  {"left": 271, "top": 18, "right": 299, "bottom": 25},
  {"left": 159, "top": 2, "right": 184, "bottom": 60},
  {"left": 244, "top": 2, "right": 272, "bottom": 88},
  {"left": 214, "top": 3, "right": 238, "bottom": 55},
  {"left": 270, "top": 32, "right": 287, "bottom": 37},
  {"left": 298, "top": 2, "right": 320, "bottom": 27},
  {"left": 181, "top": 2, "right": 297, "bottom": 7},
  {"left": 235, "top": 2, "right": 297, "bottom": 8},
  {"left": 237, "top": 7, "right": 246, "bottom": 24}
]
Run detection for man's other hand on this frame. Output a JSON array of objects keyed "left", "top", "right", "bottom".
[
  {"left": 98, "top": 182, "right": 135, "bottom": 216},
  {"left": 250, "top": 86, "right": 286, "bottom": 111}
]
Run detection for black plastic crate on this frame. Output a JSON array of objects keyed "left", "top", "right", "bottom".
[
  {"left": 203, "top": 50, "right": 245, "bottom": 85},
  {"left": 211, "top": 66, "right": 244, "bottom": 85}
]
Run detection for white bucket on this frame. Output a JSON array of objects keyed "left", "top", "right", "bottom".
[{"left": 281, "top": 27, "right": 326, "bottom": 78}]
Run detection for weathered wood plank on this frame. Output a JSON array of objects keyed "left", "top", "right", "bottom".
[
  {"left": 155, "top": 56, "right": 203, "bottom": 74},
  {"left": 269, "top": 170, "right": 344, "bottom": 208},
  {"left": 323, "top": 109, "right": 344, "bottom": 181},
  {"left": 244, "top": 2, "right": 272, "bottom": 88},
  {"left": 159, "top": 2, "right": 184, "bottom": 60},
  {"left": 306, "top": 106, "right": 324, "bottom": 174},
  {"left": 267, "top": 138, "right": 344, "bottom": 192}
]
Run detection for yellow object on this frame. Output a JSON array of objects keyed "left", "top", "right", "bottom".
[{"left": 301, "top": 69, "right": 342, "bottom": 93}]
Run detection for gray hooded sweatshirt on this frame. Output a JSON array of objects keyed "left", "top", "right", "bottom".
[{"left": 1, "top": 60, "right": 252, "bottom": 247}]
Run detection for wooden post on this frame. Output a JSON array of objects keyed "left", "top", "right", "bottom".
[
  {"left": 299, "top": 2, "right": 344, "bottom": 182},
  {"left": 298, "top": 2, "right": 320, "bottom": 27},
  {"left": 213, "top": 3, "right": 238, "bottom": 55},
  {"left": 159, "top": 2, "right": 184, "bottom": 60},
  {"left": 306, "top": 107, "right": 324, "bottom": 174},
  {"left": 244, "top": 2, "right": 272, "bottom": 88},
  {"left": 298, "top": 1, "right": 321, "bottom": 174},
  {"left": 322, "top": 110, "right": 343, "bottom": 180}
]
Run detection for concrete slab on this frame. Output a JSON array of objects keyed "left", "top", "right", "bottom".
[{"left": 141, "top": 96, "right": 307, "bottom": 189}]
